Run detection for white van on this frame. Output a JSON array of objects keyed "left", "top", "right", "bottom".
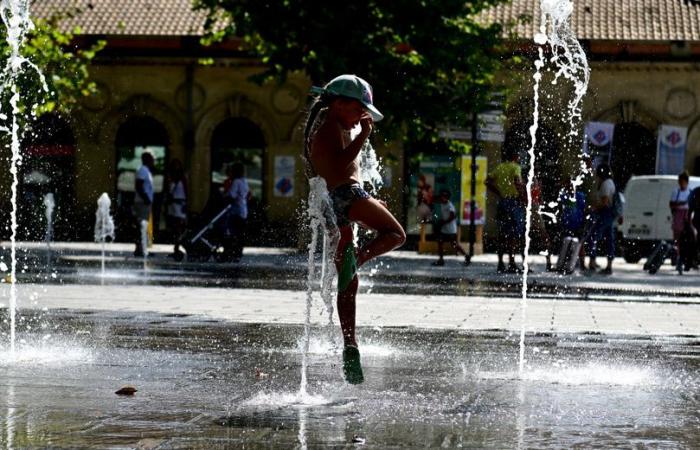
[{"left": 620, "top": 175, "right": 700, "bottom": 263}]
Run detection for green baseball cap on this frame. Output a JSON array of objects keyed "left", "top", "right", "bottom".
[{"left": 310, "top": 74, "right": 384, "bottom": 122}]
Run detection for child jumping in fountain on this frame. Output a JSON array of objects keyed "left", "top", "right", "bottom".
[{"left": 304, "top": 75, "right": 406, "bottom": 384}]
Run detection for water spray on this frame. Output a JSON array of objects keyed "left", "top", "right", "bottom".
[
  {"left": 94, "top": 193, "right": 115, "bottom": 282},
  {"left": 43, "top": 192, "right": 54, "bottom": 271},
  {"left": 1, "top": 0, "right": 48, "bottom": 354},
  {"left": 520, "top": 0, "right": 590, "bottom": 375}
]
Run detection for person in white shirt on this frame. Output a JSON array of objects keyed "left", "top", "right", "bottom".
[
  {"left": 133, "top": 152, "right": 154, "bottom": 257},
  {"left": 166, "top": 158, "right": 187, "bottom": 258},
  {"left": 226, "top": 162, "right": 250, "bottom": 261},
  {"left": 670, "top": 171, "right": 695, "bottom": 272},
  {"left": 432, "top": 189, "right": 468, "bottom": 266}
]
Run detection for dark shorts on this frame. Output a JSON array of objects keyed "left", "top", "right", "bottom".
[
  {"left": 330, "top": 183, "right": 370, "bottom": 227},
  {"left": 497, "top": 198, "right": 525, "bottom": 240}
]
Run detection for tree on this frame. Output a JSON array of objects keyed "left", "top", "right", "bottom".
[
  {"left": 0, "top": 11, "right": 105, "bottom": 127},
  {"left": 194, "top": 0, "right": 509, "bottom": 144}
]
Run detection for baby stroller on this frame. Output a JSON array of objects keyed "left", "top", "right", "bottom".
[{"left": 180, "top": 204, "right": 233, "bottom": 262}]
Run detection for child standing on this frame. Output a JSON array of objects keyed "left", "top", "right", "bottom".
[
  {"left": 304, "top": 75, "right": 406, "bottom": 384},
  {"left": 432, "top": 189, "right": 468, "bottom": 266}
]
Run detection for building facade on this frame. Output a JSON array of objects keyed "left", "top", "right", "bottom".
[{"left": 5, "top": 0, "right": 700, "bottom": 247}]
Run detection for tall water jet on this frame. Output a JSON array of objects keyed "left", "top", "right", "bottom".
[
  {"left": 300, "top": 176, "right": 338, "bottom": 395},
  {"left": 43, "top": 192, "right": 54, "bottom": 270},
  {"left": 520, "top": 0, "right": 590, "bottom": 374},
  {"left": 94, "top": 193, "right": 115, "bottom": 281},
  {"left": 140, "top": 219, "right": 149, "bottom": 271},
  {"left": 1, "top": 0, "right": 47, "bottom": 354}
]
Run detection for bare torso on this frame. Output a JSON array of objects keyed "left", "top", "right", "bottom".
[{"left": 309, "top": 115, "right": 360, "bottom": 190}]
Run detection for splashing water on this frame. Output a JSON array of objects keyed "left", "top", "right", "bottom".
[
  {"left": 359, "top": 138, "right": 383, "bottom": 192},
  {"left": 299, "top": 117, "right": 384, "bottom": 392},
  {"left": 535, "top": 0, "right": 591, "bottom": 188},
  {"left": 94, "top": 193, "right": 115, "bottom": 281},
  {"left": 1, "top": 0, "right": 48, "bottom": 354},
  {"left": 43, "top": 192, "right": 54, "bottom": 269},
  {"left": 521, "top": 0, "right": 590, "bottom": 375},
  {"left": 300, "top": 176, "right": 339, "bottom": 395},
  {"left": 520, "top": 48, "right": 544, "bottom": 375}
]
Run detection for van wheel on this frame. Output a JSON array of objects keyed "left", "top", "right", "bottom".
[{"left": 623, "top": 241, "right": 643, "bottom": 264}]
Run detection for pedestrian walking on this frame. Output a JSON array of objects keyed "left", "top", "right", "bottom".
[
  {"left": 486, "top": 147, "right": 525, "bottom": 274},
  {"left": 529, "top": 176, "right": 552, "bottom": 271},
  {"left": 689, "top": 184, "right": 700, "bottom": 264},
  {"left": 670, "top": 171, "right": 696, "bottom": 273},
  {"left": 585, "top": 164, "right": 616, "bottom": 275},
  {"left": 432, "top": 189, "right": 468, "bottom": 266},
  {"left": 133, "top": 151, "right": 154, "bottom": 257},
  {"left": 165, "top": 159, "right": 187, "bottom": 259},
  {"left": 225, "top": 162, "right": 250, "bottom": 262},
  {"left": 556, "top": 175, "right": 587, "bottom": 270}
]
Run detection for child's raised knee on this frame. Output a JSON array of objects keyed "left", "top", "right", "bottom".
[{"left": 393, "top": 227, "right": 407, "bottom": 247}]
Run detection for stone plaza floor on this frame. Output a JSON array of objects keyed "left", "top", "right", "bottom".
[{"left": 9, "top": 284, "right": 700, "bottom": 338}]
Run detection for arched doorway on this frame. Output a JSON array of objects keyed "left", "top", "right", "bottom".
[
  {"left": 210, "top": 117, "right": 266, "bottom": 241},
  {"left": 115, "top": 116, "right": 169, "bottom": 242},
  {"left": 20, "top": 114, "right": 76, "bottom": 240},
  {"left": 611, "top": 122, "right": 655, "bottom": 190}
]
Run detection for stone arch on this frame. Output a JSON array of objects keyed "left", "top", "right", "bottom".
[
  {"left": 190, "top": 94, "right": 280, "bottom": 211},
  {"left": 288, "top": 112, "right": 306, "bottom": 145},
  {"left": 97, "top": 95, "right": 184, "bottom": 150},
  {"left": 95, "top": 95, "right": 185, "bottom": 186},
  {"left": 593, "top": 100, "right": 661, "bottom": 130}
]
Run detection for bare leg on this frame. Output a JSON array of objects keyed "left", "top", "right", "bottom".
[
  {"left": 348, "top": 197, "right": 406, "bottom": 267},
  {"left": 335, "top": 226, "right": 358, "bottom": 347},
  {"left": 451, "top": 239, "right": 467, "bottom": 256},
  {"left": 337, "top": 276, "right": 358, "bottom": 347}
]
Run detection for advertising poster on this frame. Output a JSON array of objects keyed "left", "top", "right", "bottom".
[
  {"left": 273, "top": 155, "right": 295, "bottom": 197},
  {"left": 656, "top": 125, "right": 688, "bottom": 175},
  {"left": 407, "top": 155, "right": 461, "bottom": 235},
  {"left": 583, "top": 122, "right": 614, "bottom": 169},
  {"left": 460, "top": 156, "right": 488, "bottom": 225}
]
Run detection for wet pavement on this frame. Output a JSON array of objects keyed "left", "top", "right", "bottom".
[
  {"left": 6, "top": 242, "right": 700, "bottom": 299},
  {"left": 1, "top": 243, "right": 699, "bottom": 448},
  {"left": 0, "top": 309, "right": 698, "bottom": 449}
]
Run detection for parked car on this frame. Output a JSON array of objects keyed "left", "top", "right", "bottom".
[{"left": 620, "top": 175, "right": 700, "bottom": 263}]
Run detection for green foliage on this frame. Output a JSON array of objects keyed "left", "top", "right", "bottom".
[
  {"left": 0, "top": 12, "right": 104, "bottom": 122},
  {"left": 193, "top": 0, "right": 510, "bottom": 144}
]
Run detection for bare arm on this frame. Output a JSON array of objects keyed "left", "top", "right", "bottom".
[{"left": 333, "top": 116, "right": 372, "bottom": 167}]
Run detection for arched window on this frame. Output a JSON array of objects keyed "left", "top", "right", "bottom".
[
  {"left": 114, "top": 116, "right": 169, "bottom": 241},
  {"left": 210, "top": 117, "right": 265, "bottom": 201},
  {"left": 116, "top": 116, "right": 169, "bottom": 195},
  {"left": 20, "top": 114, "right": 75, "bottom": 240}
]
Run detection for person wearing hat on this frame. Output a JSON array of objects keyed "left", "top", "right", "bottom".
[{"left": 304, "top": 74, "right": 406, "bottom": 384}]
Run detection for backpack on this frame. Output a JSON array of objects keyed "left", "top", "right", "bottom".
[{"left": 612, "top": 190, "right": 625, "bottom": 219}]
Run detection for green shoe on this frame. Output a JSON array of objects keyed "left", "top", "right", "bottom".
[
  {"left": 337, "top": 244, "right": 357, "bottom": 292},
  {"left": 342, "top": 345, "right": 364, "bottom": 384}
]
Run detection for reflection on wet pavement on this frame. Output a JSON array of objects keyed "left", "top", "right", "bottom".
[{"left": 0, "top": 310, "right": 698, "bottom": 448}]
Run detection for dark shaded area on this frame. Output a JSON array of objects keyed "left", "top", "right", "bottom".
[{"left": 611, "top": 122, "right": 656, "bottom": 191}]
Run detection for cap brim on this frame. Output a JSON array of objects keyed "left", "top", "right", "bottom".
[{"left": 363, "top": 103, "right": 384, "bottom": 122}]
